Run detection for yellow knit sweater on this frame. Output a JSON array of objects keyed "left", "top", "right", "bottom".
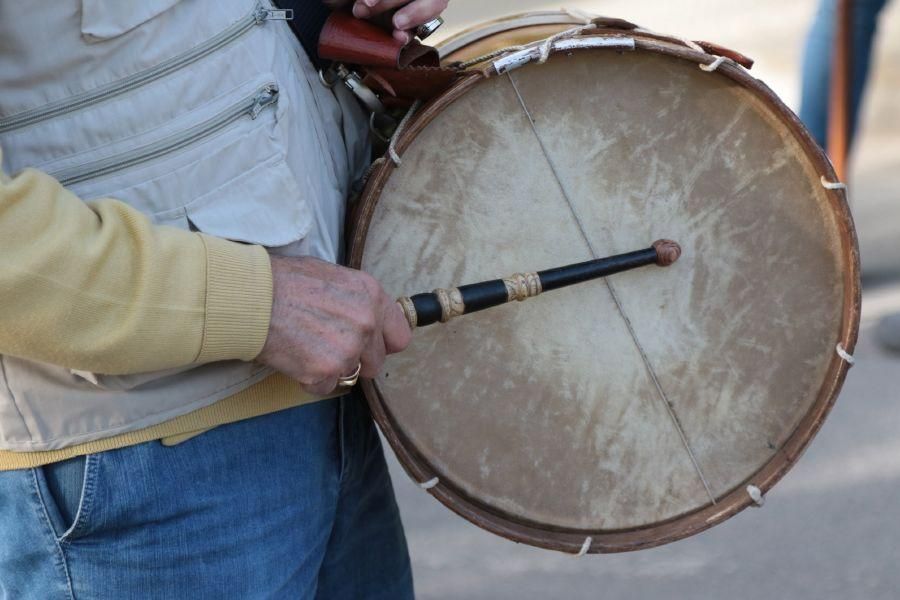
[{"left": 0, "top": 147, "right": 323, "bottom": 470}]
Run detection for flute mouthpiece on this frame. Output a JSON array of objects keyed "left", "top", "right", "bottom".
[{"left": 652, "top": 240, "right": 681, "bottom": 267}]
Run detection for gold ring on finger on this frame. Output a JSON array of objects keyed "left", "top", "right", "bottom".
[{"left": 337, "top": 363, "right": 362, "bottom": 388}]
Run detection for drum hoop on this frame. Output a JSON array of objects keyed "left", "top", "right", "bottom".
[
  {"left": 348, "top": 34, "right": 861, "bottom": 554},
  {"left": 437, "top": 11, "right": 590, "bottom": 58}
]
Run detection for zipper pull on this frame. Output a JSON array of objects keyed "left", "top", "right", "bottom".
[
  {"left": 255, "top": 5, "right": 293, "bottom": 23},
  {"left": 250, "top": 85, "right": 279, "bottom": 119}
]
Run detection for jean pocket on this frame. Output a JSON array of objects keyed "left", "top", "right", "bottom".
[{"left": 33, "top": 454, "right": 101, "bottom": 543}]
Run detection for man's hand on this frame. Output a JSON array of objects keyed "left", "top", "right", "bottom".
[
  {"left": 351, "top": 0, "right": 450, "bottom": 44},
  {"left": 257, "top": 256, "right": 412, "bottom": 395}
]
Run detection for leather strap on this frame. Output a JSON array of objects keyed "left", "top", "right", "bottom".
[
  {"left": 319, "top": 12, "right": 460, "bottom": 107},
  {"left": 592, "top": 17, "right": 755, "bottom": 70},
  {"left": 319, "top": 12, "right": 440, "bottom": 69},
  {"left": 694, "top": 41, "right": 755, "bottom": 70}
]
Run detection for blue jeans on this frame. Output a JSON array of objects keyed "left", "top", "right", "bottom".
[
  {"left": 0, "top": 395, "right": 414, "bottom": 599},
  {"left": 799, "top": 0, "right": 891, "bottom": 147}
]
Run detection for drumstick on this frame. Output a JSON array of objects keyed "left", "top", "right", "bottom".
[{"left": 396, "top": 239, "right": 681, "bottom": 329}]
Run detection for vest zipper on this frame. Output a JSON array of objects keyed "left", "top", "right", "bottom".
[
  {"left": 52, "top": 84, "right": 279, "bottom": 187},
  {"left": 0, "top": 3, "right": 288, "bottom": 135}
]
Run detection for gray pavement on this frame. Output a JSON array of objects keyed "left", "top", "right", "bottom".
[{"left": 386, "top": 2, "right": 900, "bottom": 598}]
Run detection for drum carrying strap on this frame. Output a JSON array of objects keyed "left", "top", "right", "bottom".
[{"left": 318, "top": 11, "right": 462, "bottom": 110}]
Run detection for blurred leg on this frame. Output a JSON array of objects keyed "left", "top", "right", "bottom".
[
  {"left": 800, "top": 0, "right": 836, "bottom": 147},
  {"left": 799, "top": 0, "right": 891, "bottom": 148}
]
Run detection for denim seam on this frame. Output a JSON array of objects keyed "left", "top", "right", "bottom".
[
  {"left": 29, "top": 468, "right": 76, "bottom": 600},
  {"left": 60, "top": 454, "right": 99, "bottom": 545},
  {"left": 337, "top": 396, "right": 348, "bottom": 483}
]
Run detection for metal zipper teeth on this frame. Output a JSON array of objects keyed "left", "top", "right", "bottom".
[
  {"left": 0, "top": 3, "right": 281, "bottom": 134},
  {"left": 54, "top": 84, "right": 279, "bottom": 187}
]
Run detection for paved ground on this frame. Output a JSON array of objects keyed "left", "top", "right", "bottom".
[{"left": 385, "top": 1, "right": 900, "bottom": 598}]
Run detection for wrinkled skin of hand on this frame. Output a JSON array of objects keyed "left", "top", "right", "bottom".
[
  {"left": 324, "top": 0, "right": 450, "bottom": 44},
  {"left": 257, "top": 256, "right": 412, "bottom": 395}
]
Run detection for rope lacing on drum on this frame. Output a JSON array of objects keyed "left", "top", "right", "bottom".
[
  {"left": 576, "top": 537, "right": 593, "bottom": 557},
  {"left": 836, "top": 344, "right": 856, "bottom": 366},
  {"left": 460, "top": 17, "right": 741, "bottom": 75},
  {"left": 459, "top": 45, "right": 531, "bottom": 70},
  {"left": 628, "top": 25, "right": 746, "bottom": 73},
  {"left": 631, "top": 24, "right": 705, "bottom": 54},
  {"left": 419, "top": 477, "right": 440, "bottom": 491},
  {"left": 505, "top": 71, "right": 718, "bottom": 507},
  {"left": 820, "top": 176, "right": 848, "bottom": 190},
  {"left": 536, "top": 23, "right": 599, "bottom": 64},
  {"left": 388, "top": 99, "right": 423, "bottom": 167},
  {"left": 746, "top": 485, "right": 765, "bottom": 507},
  {"left": 357, "top": 100, "right": 423, "bottom": 187},
  {"left": 458, "top": 20, "right": 599, "bottom": 70},
  {"left": 699, "top": 56, "right": 729, "bottom": 72},
  {"left": 821, "top": 181, "right": 853, "bottom": 370}
]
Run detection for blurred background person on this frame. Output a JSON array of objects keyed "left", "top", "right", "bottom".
[
  {"left": 799, "top": 0, "right": 900, "bottom": 351},
  {"left": 800, "top": 0, "right": 892, "bottom": 147}
]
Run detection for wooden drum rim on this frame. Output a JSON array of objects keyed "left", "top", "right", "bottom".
[{"left": 348, "top": 34, "right": 861, "bottom": 554}]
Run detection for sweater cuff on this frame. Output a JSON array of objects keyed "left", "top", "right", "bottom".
[{"left": 196, "top": 234, "right": 273, "bottom": 364}]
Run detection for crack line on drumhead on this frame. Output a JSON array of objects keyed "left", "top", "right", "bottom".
[{"left": 505, "top": 71, "right": 717, "bottom": 506}]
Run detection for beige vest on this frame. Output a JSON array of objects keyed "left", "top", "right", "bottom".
[{"left": 0, "top": 0, "right": 368, "bottom": 451}]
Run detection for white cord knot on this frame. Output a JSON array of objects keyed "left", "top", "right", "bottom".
[
  {"left": 388, "top": 145, "right": 402, "bottom": 166},
  {"left": 747, "top": 485, "right": 765, "bottom": 507},
  {"left": 419, "top": 477, "right": 439, "bottom": 491},
  {"left": 836, "top": 344, "right": 856, "bottom": 366},
  {"left": 821, "top": 175, "right": 847, "bottom": 190},
  {"left": 576, "top": 536, "right": 593, "bottom": 557},
  {"left": 387, "top": 99, "right": 423, "bottom": 167},
  {"left": 537, "top": 23, "right": 598, "bottom": 64},
  {"left": 699, "top": 55, "right": 728, "bottom": 72}
]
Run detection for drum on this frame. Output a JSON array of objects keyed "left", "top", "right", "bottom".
[{"left": 348, "top": 23, "right": 860, "bottom": 554}]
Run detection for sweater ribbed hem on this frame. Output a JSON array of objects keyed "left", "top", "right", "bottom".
[
  {"left": 0, "top": 374, "right": 338, "bottom": 470},
  {"left": 197, "top": 234, "right": 273, "bottom": 363}
]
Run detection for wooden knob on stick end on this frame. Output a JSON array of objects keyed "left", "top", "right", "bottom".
[{"left": 652, "top": 240, "right": 682, "bottom": 267}]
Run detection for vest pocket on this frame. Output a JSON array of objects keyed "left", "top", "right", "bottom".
[
  {"left": 180, "top": 153, "right": 313, "bottom": 248},
  {"left": 57, "top": 79, "right": 311, "bottom": 391},
  {"left": 81, "top": 0, "right": 184, "bottom": 41}
]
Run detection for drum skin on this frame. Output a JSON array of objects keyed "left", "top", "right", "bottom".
[{"left": 349, "top": 33, "right": 860, "bottom": 553}]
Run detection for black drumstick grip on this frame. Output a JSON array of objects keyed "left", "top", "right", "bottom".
[{"left": 397, "top": 240, "right": 681, "bottom": 329}]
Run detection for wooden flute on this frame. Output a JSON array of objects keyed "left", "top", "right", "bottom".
[{"left": 396, "top": 240, "right": 681, "bottom": 329}]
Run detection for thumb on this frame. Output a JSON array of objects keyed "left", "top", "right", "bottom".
[{"left": 383, "top": 301, "right": 413, "bottom": 354}]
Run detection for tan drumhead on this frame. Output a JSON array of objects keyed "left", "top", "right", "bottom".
[{"left": 351, "top": 35, "right": 859, "bottom": 553}]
